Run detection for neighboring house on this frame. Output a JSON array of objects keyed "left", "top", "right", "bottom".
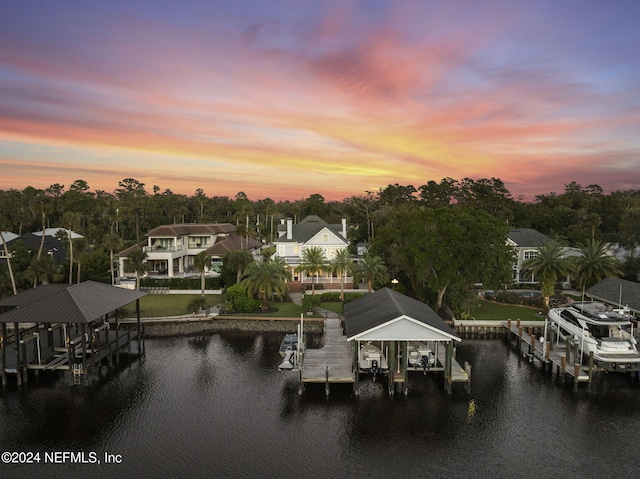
[
  {"left": 34, "top": 228, "right": 84, "bottom": 240},
  {"left": 0, "top": 232, "right": 68, "bottom": 264},
  {"left": 586, "top": 277, "right": 640, "bottom": 316},
  {"left": 507, "top": 228, "right": 577, "bottom": 287},
  {"left": 507, "top": 228, "right": 554, "bottom": 284},
  {"left": 273, "top": 215, "right": 349, "bottom": 282},
  {"left": 116, "top": 223, "right": 261, "bottom": 278}
]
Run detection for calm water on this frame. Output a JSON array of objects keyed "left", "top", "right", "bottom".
[{"left": 2, "top": 334, "right": 640, "bottom": 479}]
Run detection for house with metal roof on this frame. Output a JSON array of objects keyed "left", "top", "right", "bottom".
[
  {"left": 273, "top": 215, "right": 349, "bottom": 284},
  {"left": 117, "top": 223, "right": 261, "bottom": 279}
]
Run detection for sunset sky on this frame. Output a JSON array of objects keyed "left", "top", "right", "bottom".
[{"left": 1, "top": 1, "right": 639, "bottom": 201}]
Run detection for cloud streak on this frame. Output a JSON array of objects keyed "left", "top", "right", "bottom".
[{"left": 1, "top": 0, "right": 639, "bottom": 200}]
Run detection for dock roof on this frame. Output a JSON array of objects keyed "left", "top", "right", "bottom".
[
  {"left": 0, "top": 281, "right": 146, "bottom": 324},
  {"left": 344, "top": 288, "right": 460, "bottom": 342},
  {"left": 586, "top": 278, "right": 640, "bottom": 314}
]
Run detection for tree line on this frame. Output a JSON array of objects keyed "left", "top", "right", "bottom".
[{"left": 1, "top": 176, "right": 639, "bottom": 307}]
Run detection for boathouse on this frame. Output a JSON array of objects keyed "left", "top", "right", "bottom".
[
  {"left": 344, "top": 288, "right": 470, "bottom": 395},
  {"left": 0, "top": 281, "right": 146, "bottom": 387},
  {"left": 586, "top": 278, "right": 640, "bottom": 315}
]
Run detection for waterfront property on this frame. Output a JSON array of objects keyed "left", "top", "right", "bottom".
[
  {"left": 0, "top": 281, "right": 146, "bottom": 387},
  {"left": 117, "top": 223, "right": 261, "bottom": 279},
  {"left": 297, "top": 288, "right": 471, "bottom": 395}
]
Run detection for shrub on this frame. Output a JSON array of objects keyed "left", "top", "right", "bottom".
[
  {"left": 302, "top": 294, "right": 321, "bottom": 312},
  {"left": 224, "top": 283, "right": 260, "bottom": 313},
  {"left": 186, "top": 297, "right": 206, "bottom": 313}
]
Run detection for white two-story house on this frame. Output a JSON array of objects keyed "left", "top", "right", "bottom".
[
  {"left": 117, "top": 223, "right": 261, "bottom": 278},
  {"left": 273, "top": 215, "right": 349, "bottom": 284}
]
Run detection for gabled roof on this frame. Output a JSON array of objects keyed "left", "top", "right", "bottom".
[
  {"left": 508, "top": 228, "right": 552, "bottom": 248},
  {"left": 34, "top": 228, "right": 83, "bottom": 239},
  {"left": 146, "top": 223, "right": 235, "bottom": 237},
  {"left": 0, "top": 231, "right": 19, "bottom": 245},
  {"left": 344, "top": 288, "right": 459, "bottom": 342},
  {"left": 586, "top": 278, "right": 640, "bottom": 313},
  {"left": 206, "top": 233, "right": 261, "bottom": 256},
  {"left": 0, "top": 281, "right": 146, "bottom": 324},
  {"left": 275, "top": 215, "right": 347, "bottom": 244}
]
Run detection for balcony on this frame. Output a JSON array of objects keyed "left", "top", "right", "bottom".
[{"left": 144, "top": 245, "right": 180, "bottom": 253}]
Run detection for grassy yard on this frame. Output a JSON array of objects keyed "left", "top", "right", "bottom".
[
  {"left": 121, "top": 294, "right": 223, "bottom": 318},
  {"left": 469, "top": 299, "right": 545, "bottom": 321}
]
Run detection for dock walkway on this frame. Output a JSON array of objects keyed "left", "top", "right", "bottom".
[
  {"left": 503, "top": 320, "right": 591, "bottom": 389},
  {"left": 300, "top": 317, "right": 354, "bottom": 384}
]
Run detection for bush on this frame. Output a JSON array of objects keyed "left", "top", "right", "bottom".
[
  {"left": 140, "top": 276, "right": 224, "bottom": 290},
  {"left": 302, "top": 294, "right": 321, "bottom": 311},
  {"left": 186, "top": 297, "right": 206, "bottom": 313},
  {"left": 224, "top": 283, "right": 260, "bottom": 313}
]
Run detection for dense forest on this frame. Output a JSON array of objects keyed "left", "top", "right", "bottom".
[{"left": 1, "top": 177, "right": 639, "bottom": 304}]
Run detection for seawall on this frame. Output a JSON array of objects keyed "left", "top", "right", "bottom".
[{"left": 138, "top": 316, "right": 325, "bottom": 337}]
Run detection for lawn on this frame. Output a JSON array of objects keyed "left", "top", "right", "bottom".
[
  {"left": 469, "top": 299, "right": 545, "bottom": 321},
  {"left": 120, "top": 294, "right": 223, "bottom": 318}
]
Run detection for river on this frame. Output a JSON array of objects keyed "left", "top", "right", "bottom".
[{"left": 1, "top": 333, "right": 639, "bottom": 478}]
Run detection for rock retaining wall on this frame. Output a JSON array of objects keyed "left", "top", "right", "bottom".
[{"left": 141, "top": 316, "right": 325, "bottom": 337}]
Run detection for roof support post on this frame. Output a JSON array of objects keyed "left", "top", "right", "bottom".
[{"left": 1, "top": 322, "right": 6, "bottom": 387}]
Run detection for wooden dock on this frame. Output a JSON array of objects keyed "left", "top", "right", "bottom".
[
  {"left": 297, "top": 317, "right": 471, "bottom": 396},
  {"left": 2, "top": 322, "right": 142, "bottom": 386},
  {"left": 503, "top": 320, "right": 592, "bottom": 390},
  {"left": 299, "top": 318, "right": 354, "bottom": 394}
]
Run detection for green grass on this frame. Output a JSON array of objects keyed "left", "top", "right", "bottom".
[
  {"left": 469, "top": 299, "right": 545, "bottom": 321},
  {"left": 121, "top": 294, "right": 223, "bottom": 318}
]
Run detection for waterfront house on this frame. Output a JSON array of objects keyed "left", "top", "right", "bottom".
[
  {"left": 117, "top": 223, "right": 261, "bottom": 279},
  {"left": 508, "top": 228, "right": 554, "bottom": 284},
  {"left": 273, "top": 215, "right": 350, "bottom": 286}
]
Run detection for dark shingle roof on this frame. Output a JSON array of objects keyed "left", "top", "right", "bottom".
[
  {"left": 206, "top": 233, "right": 261, "bottom": 255},
  {"left": 344, "top": 288, "right": 458, "bottom": 340},
  {"left": 586, "top": 278, "right": 640, "bottom": 313},
  {"left": 508, "top": 228, "right": 552, "bottom": 248},
  {"left": 0, "top": 281, "right": 146, "bottom": 324},
  {"left": 277, "top": 215, "right": 347, "bottom": 244},
  {"left": 146, "top": 223, "right": 235, "bottom": 237}
]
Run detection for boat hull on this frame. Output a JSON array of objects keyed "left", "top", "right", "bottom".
[{"left": 548, "top": 303, "right": 640, "bottom": 371}]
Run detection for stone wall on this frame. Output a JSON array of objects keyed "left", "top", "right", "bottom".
[{"left": 141, "top": 316, "right": 324, "bottom": 337}]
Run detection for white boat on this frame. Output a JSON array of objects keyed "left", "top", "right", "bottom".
[
  {"left": 279, "top": 334, "right": 298, "bottom": 357},
  {"left": 408, "top": 342, "right": 436, "bottom": 372},
  {"left": 358, "top": 342, "right": 388, "bottom": 378},
  {"left": 548, "top": 301, "right": 640, "bottom": 371},
  {"left": 278, "top": 349, "right": 296, "bottom": 371}
]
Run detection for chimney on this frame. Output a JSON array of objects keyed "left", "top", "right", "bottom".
[
  {"left": 341, "top": 218, "right": 347, "bottom": 238},
  {"left": 287, "top": 219, "right": 293, "bottom": 240}
]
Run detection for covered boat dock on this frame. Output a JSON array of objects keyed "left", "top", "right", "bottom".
[
  {"left": 345, "top": 288, "right": 470, "bottom": 395},
  {"left": 0, "top": 281, "right": 146, "bottom": 387},
  {"left": 297, "top": 288, "right": 471, "bottom": 396}
]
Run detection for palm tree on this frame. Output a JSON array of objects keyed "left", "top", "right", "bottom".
[
  {"left": 61, "top": 211, "right": 80, "bottom": 284},
  {"left": 354, "top": 253, "right": 388, "bottom": 293},
  {"left": 125, "top": 247, "right": 148, "bottom": 290},
  {"left": 223, "top": 250, "right": 254, "bottom": 285},
  {"left": 242, "top": 259, "right": 289, "bottom": 310},
  {"left": 0, "top": 230, "right": 17, "bottom": 295},
  {"left": 193, "top": 250, "right": 213, "bottom": 297},
  {"left": 297, "top": 246, "right": 328, "bottom": 295},
  {"left": 330, "top": 248, "right": 353, "bottom": 301},
  {"left": 103, "top": 233, "right": 121, "bottom": 285},
  {"left": 574, "top": 239, "right": 623, "bottom": 290},
  {"left": 521, "top": 239, "right": 573, "bottom": 308},
  {"left": 24, "top": 255, "right": 57, "bottom": 287},
  {"left": 74, "top": 238, "right": 88, "bottom": 284}
]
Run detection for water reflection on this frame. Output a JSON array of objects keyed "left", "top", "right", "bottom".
[{"left": 2, "top": 336, "right": 640, "bottom": 478}]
